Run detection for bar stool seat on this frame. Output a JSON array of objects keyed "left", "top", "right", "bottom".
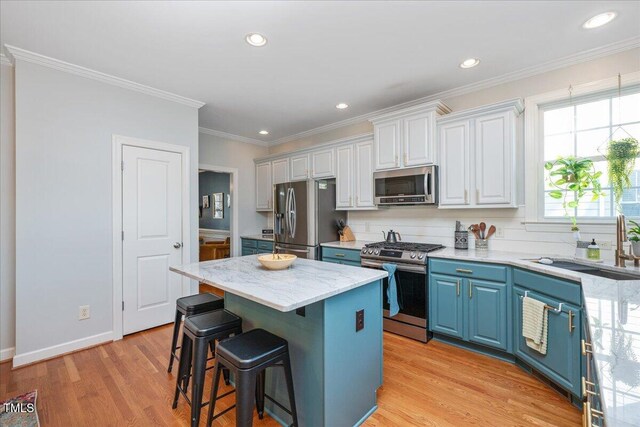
[
  {"left": 168, "top": 292, "right": 224, "bottom": 373},
  {"left": 216, "top": 329, "right": 287, "bottom": 369},
  {"left": 184, "top": 309, "right": 242, "bottom": 337}
]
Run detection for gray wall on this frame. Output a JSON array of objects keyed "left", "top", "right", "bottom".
[
  {"left": 0, "top": 60, "right": 16, "bottom": 360},
  {"left": 199, "top": 171, "right": 231, "bottom": 230},
  {"left": 13, "top": 59, "right": 199, "bottom": 359}
]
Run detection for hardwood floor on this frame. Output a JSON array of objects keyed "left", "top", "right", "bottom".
[{"left": 1, "top": 302, "right": 581, "bottom": 426}]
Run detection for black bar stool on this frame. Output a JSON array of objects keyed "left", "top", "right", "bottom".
[
  {"left": 173, "top": 309, "right": 242, "bottom": 427},
  {"left": 207, "top": 328, "right": 299, "bottom": 427},
  {"left": 168, "top": 292, "right": 224, "bottom": 373}
]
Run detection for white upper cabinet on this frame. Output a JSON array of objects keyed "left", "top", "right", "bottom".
[
  {"left": 374, "top": 121, "right": 400, "bottom": 170},
  {"left": 272, "top": 158, "right": 290, "bottom": 184},
  {"left": 255, "top": 161, "right": 273, "bottom": 211},
  {"left": 335, "top": 145, "right": 354, "bottom": 208},
  {"left": 439, "top": 121, "right": 470, "bottom": 206},
  {"left": 371, "top": 101, "right": 449, "bottom": 171},
  {"left": 355, "top": 141, "right": 375, "bottom": 208},
  {"left": 290, "top": 154, "right": 310, "bottom": 181},
  {"left": 437, "top": 99, "right": 523, "bottom": 209},
  {"left": 311, "top": 148, "right": 335, "bottom": 178}
]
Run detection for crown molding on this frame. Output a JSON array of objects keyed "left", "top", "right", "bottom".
[
  {"left": 437, "top": 98, "right": 524, "bottom": 124},
  {"left": 4, "top": 44, "right": 205, "bottom": 108},
  {"left": 269, "top": 37, "right": 639, "bottom": 146},
  {"left": 198, "top": 126, "right": 269, "bottom": 147},
  {"left": 0, "top": 53, "right": 12, "bottom": 67},
  {"left": 255, "top": 132, "right": 374, "bottom": 163}
]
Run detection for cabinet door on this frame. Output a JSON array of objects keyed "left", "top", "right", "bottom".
[
  {"left": 355, "top": 141, "right": 375, "bottom": 208},
  {"left": 429, "top": 274, "right": 464, "bottom": 339},
  {"left": 311, "top": 149, "right": 335, "bottom": 178},
  {"left": 439, "top": 121, "right": 470, "bottom": 206},
  {"left": 475, "top": 111, "right": 513, "bottom": 205},
  {"left": 374, "top": 120, "right": 401, "bottom": 170},
  {"left": 255, "top": 162, "right": 273, "bottom": 211},
  {"left": 513, "top": 286, "right": 581, "bottom": 396},
  {"left": 468, "top": 279, "right": 508, "bottom": 351},
  {"left": 290, "top": 154, "right": 310, "bottom": 181},
  {"left": 272, "top": 158, "right": 290, "bottom": 184},
  {"left": 403, "top": 111, "right": 435, "bottom": 166},
  {"left": 336, "top": 145, "right": 354, "bottom": 208}
]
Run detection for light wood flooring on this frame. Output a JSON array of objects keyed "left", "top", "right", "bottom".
[{"left": 1, "top": 288, "right": 581, "bottom": 426}]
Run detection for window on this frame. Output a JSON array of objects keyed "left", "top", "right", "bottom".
[{"left": 541, "top": 88, "right": 640, "bottom": 220}]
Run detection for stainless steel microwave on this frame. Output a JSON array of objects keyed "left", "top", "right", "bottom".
[{"left": 374, "top": 166, "right": 437, "bottom": 206}]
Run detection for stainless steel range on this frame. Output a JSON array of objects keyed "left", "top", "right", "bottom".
[{"left": 360, "top": 241, "right": 444, "bottom": 342}]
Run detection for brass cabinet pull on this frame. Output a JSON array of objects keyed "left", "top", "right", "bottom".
[
  {"left": 469, "top": 280, "right": 473, "bottom": 299},
  {"left": 569, "top": 310, "right": 575, "bottom": 333},
  {"left": 456, "top": 268, "right": 473, "bottom": 274},
  {"left": 581, "top": 339, "right": 593, "bottom": 356},
  {"left": 581, "top": 376, "right": 597, "bottom": 398},
  {"left": 585, "top": 401, "right": 592, "bottom": 427},
  {"left": 456, "top": 279, "right": 460, "bottom": 296},
  {"left": 334, "top": 253, "right": 345, "bottom": 258}
]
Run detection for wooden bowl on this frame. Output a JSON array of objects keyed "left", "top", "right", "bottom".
[{"left": 257, "top": 254, "right": 297, "bottom": 270}]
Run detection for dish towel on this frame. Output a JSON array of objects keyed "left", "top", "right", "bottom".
[
  {"left": 522, "top": 295, "right": 549, "bottom": 355},
  {"left": 382, "top": 263, "right": 400, "bottom": 317}
]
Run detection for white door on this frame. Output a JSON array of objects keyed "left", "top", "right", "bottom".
[
  {"left": 290, "top": 154, "right": 310, "bottom": 181},
  {"left": 403, "top": 112, "right": 435, "bottom": 166},
  {"left": 311, "top": 149, "right": 335, "bottom": 178},
  {"left": 374, "top": 120, "right": 400, "bottom": 170},
  {"left": 272, "top": 158, "right": 289, "bottom": 184},
  {"left": 255, "top": 162, "right": 272, "bottom": 211},
  {"left": 122, "top": 145, "right": 183, "bottom": 335},
  {"left": 336, "top": 145, "right": 354, "bottom": 209},
  {"left": 439, "top": 121, "right": 470, "bottom": 206},
  {"left": 355, "top": 141, "right": 375, "bottom": 208},
  {"left": 475, "top": 111, "right": 512, "bottom": 205}
]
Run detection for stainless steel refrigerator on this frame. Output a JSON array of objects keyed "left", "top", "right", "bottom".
[{"left": 273, "top": 179, "right": 346, "bottom": 259}]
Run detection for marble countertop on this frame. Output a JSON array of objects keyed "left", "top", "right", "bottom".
[
  {"left": 241, "top": 234, "right": 274, "bottom": 241},
  {"left": 170, "top": 255, "right": 387, "bottom": 312},
  {"left": 429, "top": 247, "right": 640, "bottom": 426},
  {"left": 320, "top": 240, "right": 375, "bottom": 250}
]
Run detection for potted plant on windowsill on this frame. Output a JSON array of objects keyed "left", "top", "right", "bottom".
[
  {"left": 628, "top": 220, "right": 640, "bottom": 256},
  {"left": 544, "top": 157, "right": 605, "bottom": 237}
]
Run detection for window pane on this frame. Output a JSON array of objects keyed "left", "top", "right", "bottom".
[
  {"left": 544, "top": 107, "right": 573, "bottom": 135},
  {"left": 612, "top": 93, "right": 640, "bottom": 125},
  {"left": 577, "top": 189, "right": 612, "bottom": 217},
  {"left": 544, "top": 133, "right": 573, "bottom": 160},
  {"left": 544, "top": 191, "right": 573, "bottom": 218},
  {"left": 576, "top": 128, "right": 609, "bottom": 158},
  {"left": 576, "top": 99, "right": 609, "bottom": 130}
]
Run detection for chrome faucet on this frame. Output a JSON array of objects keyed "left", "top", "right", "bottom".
[{"left": 616, "top": 214, "right": 638, "bottom": 267}]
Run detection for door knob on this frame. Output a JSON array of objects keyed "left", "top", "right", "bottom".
[{"left": 173, "top": 242, "right": 182, "bottom": 249}]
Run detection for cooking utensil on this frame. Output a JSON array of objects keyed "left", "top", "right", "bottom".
[
  {"left": 468, "top": 224, "right": 481, "bottom": 239},
  {"left": 382, "top": 230, "right": 402, "bottom": 243},
  {"left": 486, "top": 225, "right": 497, "bottom": 240},
  {"left": 479, "top": 222, "right": 486, "bottom": 239}
]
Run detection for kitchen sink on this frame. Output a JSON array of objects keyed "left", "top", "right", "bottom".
[
  {"left": 529, "top": 259, "right": 640, "bottom": 281},
  {"left": 581, "top": 269, "right": 640, "bottom": 281}
]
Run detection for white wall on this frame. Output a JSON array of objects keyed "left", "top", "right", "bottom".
[
  {"left": 199, "top": 132, "right": 270, "bottom": 236},
  {"left": 0, "top": 60, "right": 16, "bottom": 361},
  {"left": 268, "top": 48, "right": 640, "bottom": 262},
  {"left": 13, "top": 59, "right": 199, "bottom": 364}
]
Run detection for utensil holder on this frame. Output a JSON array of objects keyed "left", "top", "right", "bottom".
[
  {"left": 475, "top": 238, "right": 489, "bottom": 250},
  {"left": 455, "top": 231, "right": 468, "bottom": 250}
]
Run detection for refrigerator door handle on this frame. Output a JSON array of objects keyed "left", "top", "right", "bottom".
[
  {"left": 284, "top": 187, "right": 291, "bottom": 235},
  {"left": 275, "top": 246, "right": 309, "bottom": 254},
  {"left": 290, "top": 187, "right": 297, "bottom": 239}
]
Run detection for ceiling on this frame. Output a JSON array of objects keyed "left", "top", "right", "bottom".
[{"left": 1, "top": 1, "right": 639, "bottom": 144}]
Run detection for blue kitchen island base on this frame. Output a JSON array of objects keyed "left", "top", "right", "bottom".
[{"left": 224, "top": 279, "right": 383, "bottom": 427}]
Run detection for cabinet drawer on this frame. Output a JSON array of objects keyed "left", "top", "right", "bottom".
[
  {"left": 430, "top": 259, "right": 507, "bottom": 282},
  {"left": 514, "top": 269, "right": 581, "bottom": 306},
  {"left": 322, "top": 247, "right": 361, "bottom": 263},
  {"left": 242, "top": 248, "right": 257, "bottom": 256},
  {"left": 257, "top": 240, "right": 273, "bottom": 251},
  {"left": 242, "top": 239, "right": 258, "bottom": 249}
]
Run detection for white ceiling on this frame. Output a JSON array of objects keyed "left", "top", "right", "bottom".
[{"left": 1, "top": 1, "right": 639, "bottom": 143}]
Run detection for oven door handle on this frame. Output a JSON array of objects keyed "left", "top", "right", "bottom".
[{"left": 360, "top": 260, "right": 426, "bottom": 274}]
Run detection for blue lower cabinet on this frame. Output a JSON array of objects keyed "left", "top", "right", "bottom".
[
  {"left": 241, "top": 238, "right": 273, "bottom": 256},
  {"left": 468, "top": 280, "right": 509, "bottom": 351},
  {"left": 429, "top": 274, "right": 464, "bottom": 339},
  {"left": 513, "top": 286, "right": 581, "bottom": 396},
  {"left": 321, "top": 247, "right": 361, "bottom": 267},
  {"left": 242, "top": 248, "right": 257, "bottom": 256}
]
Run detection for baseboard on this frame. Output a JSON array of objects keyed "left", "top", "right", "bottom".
[
  {"left": 0, "top": 347, "right": 15, "bottom": 363},
  {"left": 12, "top": 331, "right": 113, "bottom": 368}
]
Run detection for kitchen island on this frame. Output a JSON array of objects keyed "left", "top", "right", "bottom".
[{"left": 170, "top": 255, "right": 387, "bottom": 427}]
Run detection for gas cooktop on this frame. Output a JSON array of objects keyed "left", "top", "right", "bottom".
[{"left": 360, "top": 241, "right": 444, "bottom": 265}]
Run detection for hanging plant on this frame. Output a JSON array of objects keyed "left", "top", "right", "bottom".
[
  {"left": 607, "top": 137, "right": 639, "bottom": 210},
  {"left": 545, "top": 156, "right": 605, "bottom": 230}
]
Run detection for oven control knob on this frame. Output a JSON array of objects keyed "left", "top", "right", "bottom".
[
  {"left": 410, "top": 252, "right": 416, "bottom": 259},
  {"left": 368, "top": 249, "right": 374, "bottom": 254},
  {"left": 417, "top": 253, "right": 425, "bottom": 260},
  {"left": 374, "top": 249, "right": 380, "bottom": 255}
]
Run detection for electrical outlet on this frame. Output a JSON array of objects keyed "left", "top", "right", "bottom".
[
  {"left": 79, "top": 305, "right": 90, "bottom": 320},
  {"left": 599, "top": 240, "right": 612, "bottom": 250},
  {"left": 495, "top": 227, "right": 505, "bottom": 238},
  {"left": 356, "top": 309, "right": 365, "bottom": 332}
]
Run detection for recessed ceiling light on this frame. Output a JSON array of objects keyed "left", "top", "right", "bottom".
[
  {"left": 459, "top": 58, "right": 480, "bottom": 69},
  {"left": 259, "top": 130, "right": 269, "bottom": 135},
  {"left": 583, "top": 12, "right": 617, "bottom": 29},
  {"left": 336, "top": 103, "right": 349, "bottom": 109},
  {"left": 245, "top": 33, "right": 267, "bottom": 47}
]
